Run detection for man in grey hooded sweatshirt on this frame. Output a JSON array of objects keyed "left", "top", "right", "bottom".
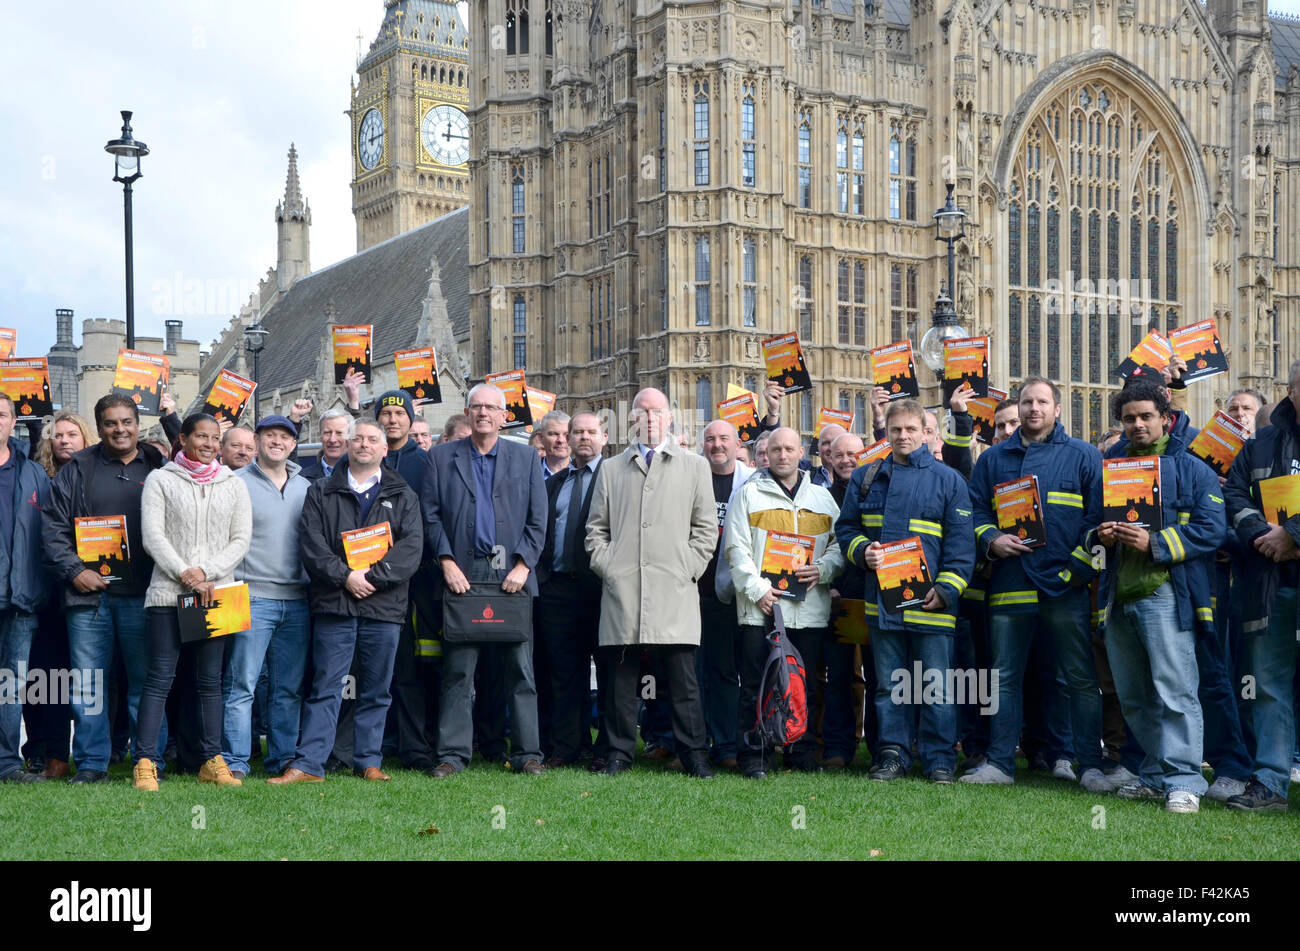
[{"left": 223, "top": 415, "right": 312, "bottom": 778}]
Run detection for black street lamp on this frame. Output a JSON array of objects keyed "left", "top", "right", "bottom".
[
  {"left": 919, "top": 182, "right": 970, "bottom": 378},
  {"left": 244, "top": 323, "right": 270, "bottom": 420},
  {"left": 104, "top": 111, "right": 149, "bottom": 350}
]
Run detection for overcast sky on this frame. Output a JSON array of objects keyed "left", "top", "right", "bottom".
[
  {"left": 0, "top": 1, "right": 466, "bottom": 358},
  {"left": 1, "top": 0, "right": 1296, "bottom": 359}
]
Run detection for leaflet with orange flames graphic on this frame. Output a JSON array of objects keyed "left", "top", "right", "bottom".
[
  {"left": 856, "top": 439, "right": 892, "bottom": 466},
  {"left": 1169, "top": 319, "right": 1229, "bottom": 383},
  {"left": 1188, "top": 411, "right": 1249, "bottom": 478},
  {"left": 176, "top": 582, "right": 252, "bottom": 643},
  {"left": 394, "top": 347, "right": 441, "bottom": 405},
  {"left": 942, "top": 335, "right": 990, "bottom": 403},
  {"left": 331, "top": 325, "right": 372, "bottom": 384},
  {"left": 815, "top": 407, "right": 854, "bottom": 438},
  {"left": 1103, "top": 457, "right": 1163, "bottom": 531},
  {"left": 762, "top": 332, "right": 812, "bottom": 394},
  {"left": 201, "top": 368, "right": 256, "bottom": 424},
  {"left": 831, "top": 598, "right": 872, "bottom": 645},
  {"left": 760, "top": 531, "right": 815, "bottom": 602},
  {"left": 524, "top": 387, "right": 556, "bottom": 434},
  {"left": 342, "top": 522, "right": 393, "bottom": 571},
  {"left": 1259, "top": 474, "right": 1300, "bottom": 527},
  {"left": 870, "top": 341, "right": 919, "bottom": 400},
  {"left": 967, "top": 386, "right": 1009, "bottom": 444},
  {"left": 484, "top": 370, "right": 532, "bottom": 429},
  {"left": 717, "top": 393, "right": 760, "bottom": 443},
  {"left": 1115, "top": 330, "right": 1173, "bottom": 379},
  {"left": 993, "top": 475, "right": 1046, "bottom": 548},
  {"left": 0, "top": 357, "right": 52, "bottom": 420},
  {"left": 876, "top": 536, "right": 933, "bottom": 613},
  {"left": 0, "top": 329, "right": 16, "bottom": 359},
  {"left": 111, "top": 349, "right": 169, "bottom": 415},
  {"left": 74, "top": 515, "right": 132, "bottom": 585}
]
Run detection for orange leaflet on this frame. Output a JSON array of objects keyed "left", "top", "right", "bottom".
[
  {"left": 1188, "top": 411, "right": 1248, "bottom": 478},
  {"left": 485, "top": 369, "right": 532, "bottom": 428},
  {"left": 1259, "top": 474, "right": 1300, "bottom": 527},
  {"left": 342, "top": 522, "right": 393, "bottom": 571}
]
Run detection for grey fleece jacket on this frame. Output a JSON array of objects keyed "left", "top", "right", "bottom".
[{"left": 236, "top": 459, "right": 311, "bottom": 600}]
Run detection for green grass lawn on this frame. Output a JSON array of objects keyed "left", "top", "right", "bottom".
[{"left": 4, "top": 755, "right": 1298, "bottom": 860}]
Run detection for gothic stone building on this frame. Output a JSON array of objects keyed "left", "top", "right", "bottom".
[{"left": 469, "top": 0, "right": 1300, "bottom": 445}]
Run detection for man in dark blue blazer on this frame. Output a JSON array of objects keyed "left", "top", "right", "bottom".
[{"left": 421, "top": 383, "right": 548, "bottom": 776}]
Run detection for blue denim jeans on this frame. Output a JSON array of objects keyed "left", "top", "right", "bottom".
[
  {"left": 1241, "top": 586, "right": 1298, "bottom": 798},
  {"left": 1104, "top": 583, "right": 1207, "bottom": 796},
  {"left": 261, "top": 599, "right": 312, "bottom": 775},
  {"left": 987, "top": 588, "right": 1102, "bottom": 776},
  {"left": 221, "top": 597, "right": 306, "bottom": 775},
  {"left": 1194, "top": 621, "right": 1252, "bottom": 782},
  {"left": 871, "top": 627, "right": 957, "bottom": 773},
  {"left": 65, "top": 595, "right": 151, "bottom": 773},
  {"left": 293, "top": 615, "right": 401, "bottom": 777},
  {"left": 0, "top": 609, "right": 38, "bottom": 778}
]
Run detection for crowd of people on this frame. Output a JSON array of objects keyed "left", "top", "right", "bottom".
[{"left": 2, "top": 354, "right": 1298, "bottom": 818}]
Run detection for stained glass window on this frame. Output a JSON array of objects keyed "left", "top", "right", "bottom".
[
  {"left": 1047, "top": 304, "right": 1060, "bottom": 380},
  {"left": 1028, "top": 296, "right": 1042, "bottom": 375},
  {"left": 1047, "top": 206, "right": 1060, "bottom": 282},
  {"left": 1071, "top": 390, "right": 1084, "bottom": 439},
  {"left": 1089, "top": 309, "right": 1101, "bottom": 383},
  {"left": 1166, "top": 221, "right": 1178, "bottom": 301},
  {"left": 1008, "top": 295, "right": 1022, "bottom": 377},
  {"left": 1027, "top": 205, "right": 1041, "bottom": 288},
  {"left": 1071, "top": 304, "right": 1083, "bottom": 382},
  {"left": 1009, "top": 202, "right": 1022, "bottom": 285}
]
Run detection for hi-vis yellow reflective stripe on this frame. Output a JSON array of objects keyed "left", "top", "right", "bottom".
[
  {"left": 990, "top": 590, "right": 1039, "bottom": 607},
  {"left": 942, "top": 431, "right": 972, "bottom": 448},
  {"left": 962, "top": 587, "right": 986, "bottom": 601},
  {"left": 1158, "top": 527, "right": 1187, "bottom": 562},
  {"left": 1196, "top": 607, "right": 1214, "bottom": 623},
  {"left": 1071, "top": 546, "right": 1094, "bottom": 568},
  {"left": 1094, "top": 605, "right": 1109, "bottom": 626},
  {"left": 1177, "top": 511, "right": 1190, "bottom": 525},
  {"left": 861, "top": 513, "right": 883, "bottom": 527},
  {"left": 909, "top": 518, "right": 944, "bottom": 538},
  {"left": 846, "top": 536, "right": 869, "bottom": 564},
  {"left": 864, "top": 601, "right": 880, "bottom": 617},
  {"left": 1058, "top": 568, "right": 1072, "bottom": 584},
  {"left": 415, "top": 638, "right": 442, "bottom": 658},
  {"left": 975, "top": 523, "right": 998, "bottom": 541},
  {"left": 1208, "top": 494, "right": 1224, "bottom": 505},
  {"left": 903, "top": 610, "right": 957, "bottom": 629},
  {"left": 1046, "top": 491, "right": 1084, "bottom": 508},
  {"left": 936, "top": 571, "right": 967, "bottom": 594}
]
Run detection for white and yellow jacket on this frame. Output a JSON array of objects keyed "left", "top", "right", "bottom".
[{"left": 723, "top": 469, "right": 844, "bottom": 629}]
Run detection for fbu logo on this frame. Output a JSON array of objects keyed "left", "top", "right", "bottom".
[{"left": 482, "top": 604, "right": 494, "bottom": 620}]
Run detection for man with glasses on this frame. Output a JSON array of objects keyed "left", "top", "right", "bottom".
[{"left": 422, "top": 385, "right": 548, "bottom": 777}]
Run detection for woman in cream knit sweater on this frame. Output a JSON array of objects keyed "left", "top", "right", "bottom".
[{"left": 132, "top": 414, "right": 252, "bottom": 790}]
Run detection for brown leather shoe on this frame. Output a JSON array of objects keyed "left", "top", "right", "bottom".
[
  {"left": 665, "top": 756, "right": 684, "bottom": 772},
  {"left": 267, "top": 767, "right": 324, "bottom": 785},
  {"left": 427, "top": 763, "right": 458, "bottom": 779},
  {"left": 542, "top": 756, "right": 571, "bottom": 769},
  {"left": 518, "top": 759, "right": 545, "bottom": 776},
  {"left": 40, "top": 758, "right": 70, "bottom": 780},
  {"left": 719, "top": 756, "right": 739, "bottom": 771},
  {"left": 822, "top": 756, "right": 847, "bottom": 771},
  {"left": 643, "top": 745, "right": 672, "bottom": 760},
  {"left": 359, "top": 766, "right": 390, "bottom": 781},
  {"left": 587, "top": 757, "right": 608, "bottom": 773}
]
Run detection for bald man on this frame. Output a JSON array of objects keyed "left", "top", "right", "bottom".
[
  {"left": 811, "top": 423, "right": 846, "bottom": 488},
  {"left": 585, "top": 388, "right": 717, "bottom": 777},
  {"left": 696, "top": 419, "right": 754, "bottom": 769}
]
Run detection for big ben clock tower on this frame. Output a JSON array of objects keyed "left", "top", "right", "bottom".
[{"left": 350, "top": 0, "right": 470, "bottom": 252}]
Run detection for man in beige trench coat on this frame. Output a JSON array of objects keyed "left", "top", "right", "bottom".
[{"left": 585, "top": 387, "right": 718, "bottom": 777}]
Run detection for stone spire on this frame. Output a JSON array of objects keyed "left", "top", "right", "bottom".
[{"left": 275, "top": 143, "right": 311, "bottom": 293}]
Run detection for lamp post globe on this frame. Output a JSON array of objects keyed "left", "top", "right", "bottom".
[{"left": 106, "top": 111, "right": 149, "bottom": 350}]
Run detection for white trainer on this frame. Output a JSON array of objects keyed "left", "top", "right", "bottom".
[
  {"left": 1051, "top": 758, "right": 1077, "bottom": 782},
  {"left": 1165, "top": 790, "right": 1200, "bottom": 814},
  {"left": 958, "top": 763, "right": 1014, "bottom": 785},
  {"left": 1079, "top": 768, "right": 1113, "bottom": 793}
]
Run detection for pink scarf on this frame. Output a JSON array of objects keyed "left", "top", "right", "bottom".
[{"left": 174, "top": 451, "right": 221, "bottom": 485}]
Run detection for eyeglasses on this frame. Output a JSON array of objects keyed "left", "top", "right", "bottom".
[{"left": 467, "top": 403, "right": 504, "bottom": 413}]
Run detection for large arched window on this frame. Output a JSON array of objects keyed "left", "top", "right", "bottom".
[{"left": 1007, "top": 81, "right": 1184, "bottom": 441}]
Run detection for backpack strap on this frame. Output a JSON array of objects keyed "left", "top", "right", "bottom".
[
  {"left": 857, "top": 459, "right": 885, "bottom": 504},
  {"left": 767, "top": 601, "right": 787, "bottom": 646}
]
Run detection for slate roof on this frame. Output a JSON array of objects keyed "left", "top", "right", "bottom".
[
  {"left": 1272, "top": 13, "right": 1300, "bottom": 87},
  {"left": 360, "top": 0, "right": 469, "bottom": 71},
  {"left": 250, "top": 206, "right": 469, "bottom": 395},
  {"left": 824, "top": 0, "right": 910, "bottom": 25}
]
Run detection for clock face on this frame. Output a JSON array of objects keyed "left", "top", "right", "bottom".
[
  {"left": 421, "top": 104, "right": 470, "bottom": 166},
  {"left": 358, "top": 108, "right": 385, "bottom": 171}
]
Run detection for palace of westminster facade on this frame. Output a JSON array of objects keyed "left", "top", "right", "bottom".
[{"left": 460, "top": 0, "right": 1299, "bottom": 442}]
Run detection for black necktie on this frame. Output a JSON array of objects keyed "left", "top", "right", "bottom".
[{"left": 562, "top": 468, "right": 585, "bottom": 572}]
